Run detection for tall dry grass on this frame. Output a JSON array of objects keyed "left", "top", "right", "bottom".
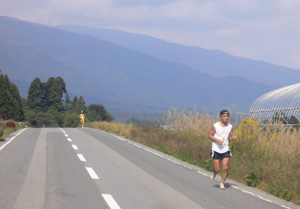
[
  {"left": 90, "top": 108, "right": 300, "bottom": 204},
  {"left": 230, "top": 118, "right": 300, "bottom": 202}
]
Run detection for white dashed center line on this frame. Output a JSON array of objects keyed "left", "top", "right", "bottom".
[
  {"left": 61, "top": 129, "right": 122, "bottom": 208},
  {"left": 77, "top": 154, "right": 86, "bottom": 162},
  {"left": 86, "top": 167, "right": 99, "bottom": 179},
  {"left": 102, "top": 194, "right": 121, "bottom": 209}
]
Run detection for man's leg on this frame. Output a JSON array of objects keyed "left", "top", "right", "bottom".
[
  {"left": 221, "top": 157, "right": 230, "bottom": 184},
  {"left": 212, "top": 159, "right": 220, "bottom": 174}
]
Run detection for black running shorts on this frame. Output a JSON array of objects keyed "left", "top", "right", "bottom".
[{"left": 211, "top": 150, "right": 232, "bottom": 160}]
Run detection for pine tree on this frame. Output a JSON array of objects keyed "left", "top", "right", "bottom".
[
  {"left": 75, "top": 96, "right": 87, "bottom": 113},
  {"left": 64, "top": 92, "right": 71, "bottom": 111},
  {"left": 27, "top": 77, "right": 45, "bottom": 112},
  {"left": 10, "top": 83, "right": 25, "bottom": 121},
  {"left": 69, "top": 96, "right": 78, "bottom": 112},
  {"left": 44, "top": 77, "right": 66, "bottom": 112},
  {"left": 0, "top": 74, "right": 12, "bottom": 119},
  {"left": 87, "top": 104, "right": 113, "bottom": 122},
  {"left": 0, "top": 70, "right": 25, "bottom": 120}
]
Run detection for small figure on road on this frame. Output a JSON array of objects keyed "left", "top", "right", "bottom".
[
  {"left": 79, "top": 111, "right": 85, "bottom": 128},
  {"left": 208, "top": 110, "right": 237, "bottom": 190}
]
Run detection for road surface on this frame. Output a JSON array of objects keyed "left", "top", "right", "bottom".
[{"left": 0, "top": 128, "right": 298, "bottom": 209}]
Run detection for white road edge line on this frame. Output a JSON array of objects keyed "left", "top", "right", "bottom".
[
  {"left": 67, "top": 138, "right": 72, "bottom": 142},
  {"left": 77, "top": 154, "right": 86, "bottom": 162},
  {"left": 0, "top": 128, "right": 27, "bottom": 151},
  {"left": 111, "top": 134, "right": 125, "bottom": 141},
  {"left": 197, "top": 171, "right": 209, "bottom": 177},
  {"left": 64, "top": 134, "right": 69, "bottom": 137},
  {"left": 232, "top": 186, "right": 291, "bottom": 209},
  {"left": 102, "top": 194, "right": 121, "bottom": 209},
  {"left": 86, "top": 167, "right": 99, "bottom": 179},
  {"left": 110, "top": 132, "right": 291, "bottom": 209},
  {"left": 72, "top": 144, "right": 78, "bottom": 150}
]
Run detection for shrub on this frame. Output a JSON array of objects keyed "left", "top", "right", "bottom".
[
  {"left": 0, "top": 124, "right": 4, "bottom": 141},
  {"left": 0, "top": 124, "right": 4, "bottom": 137},
  {"left": 63, "top": 113, "right": 80, "bottom": 127},
  {"left": 201, "top": 158, "right": 213, "bottom": 171},
  {"left": 280, "top": 189, "right": 291, "bottom": 201},
  {"left": 6, "top": 121, "right": 16, "bottom": 128},
  {"left": 246, "top": 171, "right": 257, "bottom": 187}
]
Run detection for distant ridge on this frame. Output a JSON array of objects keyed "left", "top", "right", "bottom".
[
  {"left": 57, "top": 25, "right": 300, "bottom": 86},
  {"left": 0, "top": 16, "right": 276, "bottom": 117}
]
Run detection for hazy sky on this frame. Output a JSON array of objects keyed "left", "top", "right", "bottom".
[{"left": 1, "top": 0, "right": 300, "bottom": 70}]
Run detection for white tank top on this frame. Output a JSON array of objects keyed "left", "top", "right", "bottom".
[{"left": 212, "top": 122, "right": 232, "bottom": 153}]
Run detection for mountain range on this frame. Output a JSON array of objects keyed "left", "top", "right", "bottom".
[
  {"left": 57, "top": 25, "right": 300, "bottom": 87},
  {"left": 1, "top": 16, "right": 299, "bottom": 119}
]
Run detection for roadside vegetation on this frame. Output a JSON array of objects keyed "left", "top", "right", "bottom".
[
  {"left": 0, "top": 120, "right": 29, "bottom": 141},
  {"left": 90, "top": 107, "right": 300, "bottom": 205}
]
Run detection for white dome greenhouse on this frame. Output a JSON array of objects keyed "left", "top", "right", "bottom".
[{"left": 248, "top": 83, "right": 300, "bottom": 124}]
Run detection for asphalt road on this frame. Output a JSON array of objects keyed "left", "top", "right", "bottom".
[{"left": 0, "top": 128, "right": 298, "bottom": 209}]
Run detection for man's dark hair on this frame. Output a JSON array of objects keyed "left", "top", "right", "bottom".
[{"left": 220, "top": 110, "right": 230, "bottom": 116}]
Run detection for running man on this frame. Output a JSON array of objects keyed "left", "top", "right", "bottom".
[
  {"left": 208, "top": 110, "right": 237, "bottom": 190},
  {"left": 79, "top": 111, "right": 85, "bottom": 128}
]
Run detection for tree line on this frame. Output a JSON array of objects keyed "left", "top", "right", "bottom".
[{"left": 0, "top": 70, "right": 113, "bottom": 127}]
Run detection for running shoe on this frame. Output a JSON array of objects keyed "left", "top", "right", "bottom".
[
  {"left": 210, "top": 172, "right": 216, "bottom": 180},
  {"left": 220, "top": 183, "right": 225, "bottom": 190}
]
